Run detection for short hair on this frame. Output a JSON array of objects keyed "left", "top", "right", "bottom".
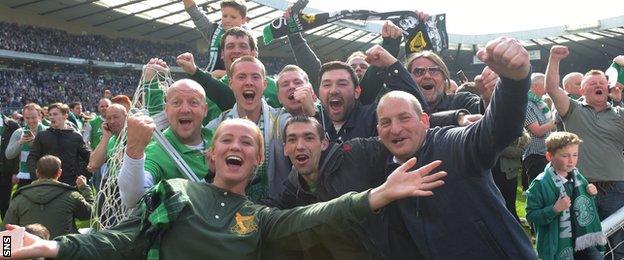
[
  {"left": 229, "top": 56, "right": 266, "bottom": 78},
  {"left": 346, "top": 51, "right": 366, "bottom": 64},
  {"left": 36, "top": 155, "right": 62, "bottom": 179},
  {"left": 581, "top": 69, "right": 606, "bottom": 87},
  {"left": 25, "top": 223, "right": 50, "bottom": 239},
  {"left": 283, "top": 115, "right": 326, "bottom": 143},
  {"left": 531, "top": 73, "right": 545, "bottom": 84},
  {"left": 68, "top": 102, "right": 82, "bottom": 110},
  {"left": 562, "top": 72, "right": 583, "bottom": 86},
  {"left": 23, "top": 103, "right": 42, "bottom": 114},
  {"left": 106, "top": 103, "right": 128, "bottom": 116},
  {"left": 277, "top": 65, "right": 310, "bottom": 84},
  {"left": 377, "top": 90, "right": 424, "bottom": 119},
  {"left": 546, "top": 131, "right": 583, "bottom": 154},
  {"left": 111, "top": 95, "right": 132, "bottom": 112},
  {"left": 210, "top": 118, "right": 265, "bottom": 166},
  {"left": 220, "top": 0, "right": 247, "bottom": 17},
  {"left": 405, "top": 51, "right": 450, "bottom": 88},
  {"left": 48, "top": 103, "right": 69, "bottom": 115},
  {"left": 319, "top": 61, "right": 359, "bottom": 88},
  {"left": 220, "top": 27, "right": 257, "bottom": 52}
]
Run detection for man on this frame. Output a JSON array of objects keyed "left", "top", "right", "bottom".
[
  {"left": 522, "top": 72, "right": 555, "bottom": 190},
  {"left": 118, "top": 79, "right": 214, "bottom": 208},
  {"left": 67, "top": 102, "right": 84, "bottom": 131},
  {"left": 545, "top": 45, "right": 624, "bottom": 259},
  {"left": 375, "top": 37, "right": 534, "bottom": 259},
  {"left": 204, "top": 56, "right": 313, "bottom": 201},
  {"left": 179, "top": 27, "right": 280, "bottom": 121},
  {"left": 83, "top": 98, "right": 111, "bottom": 150},
  {"left": 5, "top": 103, "right": 47, "bottom": 187},
  {"left": 0, "top": 114, "right": 20, "bottom": 218},
  {"left": 82, "top": 98, "right": 111, "bottom": 189},
  {"left": 27, "top": 103, "right": 90, "bottom": 186},
  {"left": 87, "top": 104, "right": 127, "bottom": 180},
  {"left": 405, "top": 50, "right": 481, "bottom": 115},
  {"left": 346, "top": 51, "right": 369, "bottom": 80},
  {"left": 562, "top": 72, "right": 583, "bottom": 100},
  {"left": 4, "top": 155, "right": 93, "bottom": 238}
]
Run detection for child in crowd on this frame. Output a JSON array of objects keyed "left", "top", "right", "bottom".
[
  {"left": 183, "top": 0, "right": 248, "bottom": 76},
  {"left": 526, "top": 132, "right": 606, "bottom": 260}
]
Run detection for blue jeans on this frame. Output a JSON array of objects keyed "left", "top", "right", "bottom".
[{"left": 594, "top": 181, "right": 624, "bottom": 260}]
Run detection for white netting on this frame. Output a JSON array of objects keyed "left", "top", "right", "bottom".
[
  {"left": 90, "top": 64, "right": 174, "bottom": 231},
  {"left": 602, "top": 205, "right": 624, "bottom": 259}
]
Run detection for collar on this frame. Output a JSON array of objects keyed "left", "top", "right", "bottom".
[{"left": 163, "top": 128, "right": 209, "bottom": 154}]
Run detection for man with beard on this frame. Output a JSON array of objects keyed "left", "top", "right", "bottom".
[
  {"left": 405, "top": 51, "right": 482, "bottom": 116},
  {"left": 545, "top": 45, "right": 624, "bottom": 260}
]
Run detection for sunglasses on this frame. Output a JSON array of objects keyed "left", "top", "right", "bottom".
[{"left": 411, "top": 66, "right": 442, "bottom": 77}]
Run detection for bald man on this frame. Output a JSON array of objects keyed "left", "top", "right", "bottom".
[{"left": 119, "top": 79, "right": 214, "bottom": 208}]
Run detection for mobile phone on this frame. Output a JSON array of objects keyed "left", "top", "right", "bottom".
[
  {"left": 457, "top": 70, "right": 468, "bottom": 84},
  {"left": 23, "top": 129, "right": 33, "bottom": 137}
]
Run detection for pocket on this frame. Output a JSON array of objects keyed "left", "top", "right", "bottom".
[{"left": 474, "top": 220, "right": 508, "bottom": 259}]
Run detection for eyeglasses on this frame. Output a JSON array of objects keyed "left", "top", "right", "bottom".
[{"left": 411, "top": 66, "right": 442, "bottom": 77}]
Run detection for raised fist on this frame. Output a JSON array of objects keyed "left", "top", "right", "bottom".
[
  {"left": 553, "top": 195, "right": 571, "bottom": 213},
  {"left": 365, "top": 45, "right": 397, "bottom": 69},
  {"left": 176, "top": 52, "right": 198, "bottom": 75},
  {"left": 549, "top": 45, "right": 569, "bottom": 61},
  {"left": 476, "top": 37, "right": 530, "bottom": 81}
]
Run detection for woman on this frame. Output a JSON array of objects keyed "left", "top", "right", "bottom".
[{"left": 5, "top": 118, "right": 446, "bottom": 259}]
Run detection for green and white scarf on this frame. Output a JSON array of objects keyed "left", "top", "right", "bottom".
[
  {"left": 545, "top": 164, "right": 605, "bottom": 259},
  {"left": 528, "top": 91, "right": 552, "bottom": 120},
  {"left": 205, "top": 24, "right": 224, "bottom": 72}
]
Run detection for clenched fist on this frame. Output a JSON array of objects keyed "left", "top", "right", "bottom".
[
  {"left": 177, "top": 52, "right": 198, "bottom": 75},
  {"left": 476, "top": 37, "right": 530, "bottom": 81}
]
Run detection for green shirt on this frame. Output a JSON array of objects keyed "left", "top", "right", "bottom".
[
  {"left": 19, "top": 124, "right": 47, "bottom": 174},
  {"left": 144, "top": 128, "right": 214, "bottom": 184},
  {"left": 89, "top": 116, "right": 104, "bottom": 150},
  {"left": 55, "top": 179, "right": 372, "bottom": 259}
]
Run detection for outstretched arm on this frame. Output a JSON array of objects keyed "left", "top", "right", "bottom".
[
  {"left": 545, "top": 45, "right": 572, "bottom": 117},
  {"left": 177, "top": 52, "right": 236, "bottom": 110}
]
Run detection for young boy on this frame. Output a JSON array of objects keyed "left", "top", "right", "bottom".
[
  {"left": 183, "top": 0, "right": 247, "bottom": 76},
  {"left": 526, "top": 132, "right": 606, "bottom": 260}
]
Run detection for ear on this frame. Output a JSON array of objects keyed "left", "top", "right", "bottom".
[
  {"left": 420, "top": 113, "right": 430, "bottom": 128},
  {"left": 208, "top": 147, "right": 216, "bottom": 167},
  {"left": 545, "top": 151, "right": 552, "bottom": 162},
  {"left": 354, "top": 85, "right": 362, "bottom": 99},
  {"left": 320, "top": 138, "right": 329, "bottom": 151}
]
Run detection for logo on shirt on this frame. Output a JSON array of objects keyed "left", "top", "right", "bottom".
[{"left": 231, "top": 212, "right": 257, "bottom": 236}]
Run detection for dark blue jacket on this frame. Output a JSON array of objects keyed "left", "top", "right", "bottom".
[{"left": 383, "top": 75, "right": 536, "bottom": 259}]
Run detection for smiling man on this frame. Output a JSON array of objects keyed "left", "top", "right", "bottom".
[
  {"left": 545, "top": 45, "right": 624, "bottom": 260},
  {"left": 118, "top": 79, "right": 214, "bottom": 208},
  {"left": 405, "top": 51, "right": 481, "bottom": 115},
  {"left": 205, "top": 56, "right": 314, "bottom": 202}
]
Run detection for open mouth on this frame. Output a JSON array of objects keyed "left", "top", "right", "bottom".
[
  {"left": 288, "top": 93, "right": 295, "bottom": 101},
  {"left": 595, "top": 89, "right": 604, "bottom": 95},
  {"left": 295, "top": 154, "right": 309, "bottom": 163},
  {"left": 179, "top": 118, "right": 193, "bottom": 127},
  {"left": 226, "top": 155, "right": 243, "bottom": 167},
  {"left": 421, "top": 83, "right": 435, "bottom": 90},
  {"left": 392, "top": 137, "right": 407, "bottom": 145},
  {"left": 329, "top": 98, "right": 343, "bottom": 110},
  {"left": 243, "top": 90, "right": 256, "bottom": 102}
]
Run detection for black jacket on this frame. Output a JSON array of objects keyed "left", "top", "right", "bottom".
[
  {"left": 267, "top": 137, "right": 391, "bottom": 259},
  {"left": 27, "top": 127, "right": 90, "bottom": 186}
]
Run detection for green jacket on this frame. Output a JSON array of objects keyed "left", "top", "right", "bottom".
[
  {"left": 4, "top": 179, "right": 94, "bottom": 238},
  {"left": 55, "top": 179, "right": 372, "bottom": 259}
]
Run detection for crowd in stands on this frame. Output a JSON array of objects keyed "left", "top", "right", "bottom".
[{"left": 0, "top": 62, "right": 138, "bottom": 113}]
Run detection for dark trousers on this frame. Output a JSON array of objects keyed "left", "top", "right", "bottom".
[
  {"left": 594, "top": 181, "right": 624, "bottom": 260},
  {"left": 492, "top": 160, "right": 519, "bottom": 222},
  {"left": 573, "top": 246, "right": 603, "bottom": 260},
  {"left": 521, "top": 154, "right": 548, "bottom": 191}
]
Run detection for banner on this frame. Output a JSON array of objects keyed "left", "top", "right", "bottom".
[{"left": 262, "top": 0, "right": 448, "bottom": 53}]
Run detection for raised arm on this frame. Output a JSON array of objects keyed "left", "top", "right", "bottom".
[
  {"left": 87, "top": 125, "right": 112, "bottom": 171},
  {"left": 545, "top": 45, "right": 572, "bottom": 117},
  {"left": 119, "top": 116, "right": 157, "bottom": 208},
  {"left": 177, "top": 52, "right": 236, "bottom": 110},
  {"left": 183, "top": 0, "right": 215, "bottom": 42}
]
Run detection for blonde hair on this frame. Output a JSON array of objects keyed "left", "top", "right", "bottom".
[
  {"left": 546, "top": 131, "right": 583, "bottom": 154},
  {"left": 210, "top": 118, "right": 265, "bottom": 166}
]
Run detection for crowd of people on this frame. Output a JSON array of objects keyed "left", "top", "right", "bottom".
[{"left": 1, "top": 0, "right": 624, "bottom": 259}]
